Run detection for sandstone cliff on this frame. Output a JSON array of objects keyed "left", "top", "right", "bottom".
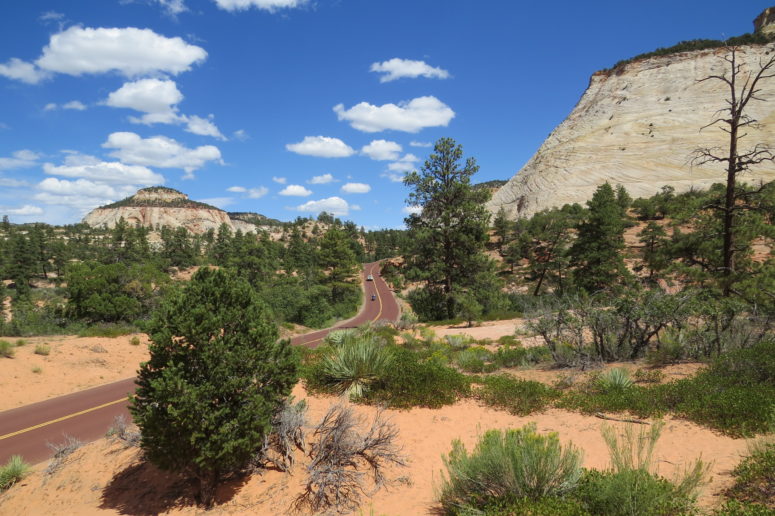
[
  {"left": 487, "top": 45, "right": 775, "bottom": 219},
  {"left": 83, "top": 187, "right": 252, "bottom": 234}
]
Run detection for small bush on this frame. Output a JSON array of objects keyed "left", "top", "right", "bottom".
[
  {"left": 32, "top": 366, "right": 42, "bottom": 374},
  {"left": 14, "top": 339, "right": 26, "bottom": 346},
  {"left": 497, "top": 335, "right": 519, "bottom": 347},
  {"left": 438, "top": 424, "right": 583, "bottom": 512},
  {"left": 597, "top": 368, "right": 634, "bottom": 392},
  {"left": 78, "top": 323, "right": 136, "bottom": 338},
  {"left": 647, "top": 328, "right": 688, "bottom": 366},
  {"left": 0, "top": 455, "right": 30, "bottom": 491},
  {"left": 320, "top": 337, "right": 394, "bottom": 399},
  {"left": 129, "top": 336, "right": 141, "bottom": 346},
  {"left": 492, "top": 343, "right": 528, "bottom": 368},
  {"left": 722, "top": 442, "right": 775, "bottom": 509},
  {"left": 477, "top": 375, "right": 560, "bottom": 416},
  {"left": 106, "top": 415, "right": 140, "bottom": 447},
  {"left": 634, "top": 368, "right": 665, "bottom": 384},
  {"left": 0, "top": 340, "right": 15, "bottom": 358},
  {"left": 257, "top": 397, "right": 308, "bottom": 472},
  {"left": 46, "top": 434, "right": 83, "bottom": 474},
  {"left": 456, "top": 346, "right": 495, "bottom": 373},
  {"left": 34, "top": 344, "right": 50, "bottom": 356}
]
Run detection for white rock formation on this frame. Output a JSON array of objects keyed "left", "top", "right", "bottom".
[
  {"left": 83, "top": 187, "right": 251, "bottom": 234},
  {"left": 487, "top": 45, "right": 775, "bottom": 219}
]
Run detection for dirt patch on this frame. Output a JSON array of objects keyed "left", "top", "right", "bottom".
[
  {"left": 0, "top": 334, "right": 150, "bottom": 411},
  {"left": 0, "top": 384, "right": 747, "bottom": 515}
]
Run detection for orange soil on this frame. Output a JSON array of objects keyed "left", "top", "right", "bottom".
[{"left": 0, "top": 384, "right": 748, "bottom": 515}]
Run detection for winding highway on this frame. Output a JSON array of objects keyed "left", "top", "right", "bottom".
[{"left": 0, "top": 262, "right": 399, "bottom": 466}]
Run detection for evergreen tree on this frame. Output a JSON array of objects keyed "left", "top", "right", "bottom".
[
  {"left": 131, "top": 267, "right": 297, "bottom": 506},
  {"left": 570, "top": 183, "right": 631, "bottom": 292},
  {"left": 403, "top": 137, "right": 496, "bottom": 319},
  {"left": 638, "top": 221, "right": 669, "bottom": 279},
  {"left": 492, "top": 206, "right": 512, "bottom": 255}
]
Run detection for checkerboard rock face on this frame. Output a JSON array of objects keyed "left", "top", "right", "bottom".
[
  {"left": 487, "top": 44, "right": 775, "bottom": 220},
  {"left": 83, "top": 187, "right": 243, "bottom": 235}
]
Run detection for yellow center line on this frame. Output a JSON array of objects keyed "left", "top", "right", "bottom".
[
  {"left": 1, "top": 265, "right": 390, "bottom": 442},
  {"left": 0, "top": 397, "right": 127, "bottom": 441}
]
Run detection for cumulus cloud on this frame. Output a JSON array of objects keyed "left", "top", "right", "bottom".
[
  {"left": 279, "top": 184, "right": 312, "bottom": 196},
  {"left": 102, "top": 131, "right": 222, "bottom": 178},
  {"left": 341, "top": 182, "right": 371, "bottom": 194},
  {"left": 370, "top": 58, "right": 450, "bottom": 83},
  {"left": 386, "top": 153, "right": 420, "bottom": 174},
  {"left": 63, "top": 100, "right": 87, "bottom": 110},
  {"left": 286, "top": 136, "right": 355, "bottom": 158},
  {"left": 227, "top": 185, "right": 246, "bottom": 193},
  {"left": 361, "top": 139, "right": 401, "bottom": 161},
  {"left": 333, "top": 96, "right": 455, "bottom": 133},
  {"left": 308, "top": 173, "right": 334, "bottom": 184},
  {"left": 213, "top": 0, "right": 307, "bottom": 12},
  {"left": 157, "top": 0, "right": 188, "bottom": 15},
  {"left": 402, "top": 205, "right": 422, "bottom": 215},
  {"left": 272, "top": 176, "right": 286, "bottom": 184},
  {"left": 4, "top": 205, "right": 44, "bottom": 216},
  {"left": 0, "top": 58, "right": 49, "bottom": 84},
  {"left": 105, "top": 79, "right": 225, "bottom": 140},
  {"left": 227, "top": 185, "right": 268, "bottom": 198},
  {"left": 296, "top": 196, "right": 350, "bottom": 216},
  {"left": 36, "top": 26, "right": 207, "bottom": 77},
  {"left": 233, "top": 129, "right": 249, "bottom": 141},
  {"left": 0, "top": 150, "right": 40, "bottom": 171},
  {"left": 43, "top": 153, "right": 164, "bottom": 185},
  {"left": 34, "top": 178, "right": 139, "bottom": 211},
  {"left": 410, "top": 140, "right": 431, "bottom": 147}
]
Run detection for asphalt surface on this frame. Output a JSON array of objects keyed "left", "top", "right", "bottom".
[{"left": 0, "top": 262, "right": 399, "bottom": 466}]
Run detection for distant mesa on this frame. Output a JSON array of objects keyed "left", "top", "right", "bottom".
[
  {"left": 487, "top": 7, "right": 775, "bottom": 220},
  {"left": 82, "top": 187, "right": 258, "bottom": 234}
]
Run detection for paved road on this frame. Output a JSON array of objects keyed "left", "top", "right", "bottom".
[{"left": 0, "top": 262, "right": 399, "bottom": 466}]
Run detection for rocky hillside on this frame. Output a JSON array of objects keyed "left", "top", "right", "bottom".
[
  {"left": 82, "top": 187, "right": 251, "bottom": 234},
  {"left": 488, "top": 37, "right": 775, "bottom": 219}
]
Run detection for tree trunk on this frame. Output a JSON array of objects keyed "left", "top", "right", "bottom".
[
  {"left": 722, "top": 120, "right": 738, "bottom": 297},
  {"left": 197, "top": 469, "right": 219, "bottom": 508}
]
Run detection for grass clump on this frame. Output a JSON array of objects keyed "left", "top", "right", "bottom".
[
  {"left": 596, "top": 368, "right": 634, "bottom": 392},
  {"left": 78, "top": 323, "right": 136, "bottom": 338},
  {"left": 438, "top": 424, "right": 583, "bottom": 514},
  {"left": 34, "top": 344, "right": 50, "bottom": 356},
  {"left": 129, "top": 335, "right": 141, "bottom": 346},
  {"left": 320, "top": 336, "right": 394, "bottom": 399},
  {"left": 0, "top": 455, "right": 30, "bottom": 491},
  {"left": 32, "top": 366, "right": 42, "bottom": 374},
  {"left": 0, "top": 340, "right": 15, "bottom": 358},
  {"left": 721, "top": 440, "right": 775, "bottom": 511},
  {"left": 634, "top": 368, "right": 665, "bottom": 384},
  {"left": 476, "top": 375, "right": 560, "bottom": 416},
  {"left": 456, "top": 346, "right": 495, "bottom": 373},
  {"left": 14, "top": 339, "right": 26, "bottom": 346}
]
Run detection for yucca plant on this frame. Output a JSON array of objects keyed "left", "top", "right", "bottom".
[
  {"left": 0, "top": 455, "right": 30, "bottom": 491},
  {"left": 325, "top": 329, "right": 356, "bottom": 347},
  {"left": 321, "top": 336, "right": 394, "bottom": 399},
  {"left": 597, "top": 368, "right": 633, "bottom": 392}
]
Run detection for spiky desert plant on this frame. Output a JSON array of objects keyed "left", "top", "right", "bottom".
[
  {"left": 322, "top": 336, "right": 393, "bottom": 399},
  {"left": 597, "top": 367, "right": 634, "bottom": 392},
  {"left": 0, "top": 455, "right": 29, "bottom": 491},
  {"left": 325, "top": 329, "right": 356, "bottom": 347}
]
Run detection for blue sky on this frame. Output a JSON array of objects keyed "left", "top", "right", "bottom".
[{"left": 0, "top": 0, "right": 772, "bottom": 228}]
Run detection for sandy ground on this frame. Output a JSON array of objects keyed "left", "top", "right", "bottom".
[
  {"left": 0, "top": 334, "right": 150, "bottom": 411},
  {"left": 430, "top": 317, "right": 546, "bottom": 347},
  {"left": 0, "top": 383, "right": 748, "bottom": 515}
]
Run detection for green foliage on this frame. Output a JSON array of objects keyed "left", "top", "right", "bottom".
[
  {"left": 722, "top": 442, "right": 775, "bottom": 509},
  {"left": 129, "top": 336, "right": 141, "bottom": 346},
  {"left": 597, "top": 368, "right": 634, "bottom": 392},
  {"left": 0, "top": 340, "right": 14, "bottom": 358},
  {"left": 633, "top": 368, "right": 665, "bottom": 384},
  {"left": 131, "top": 267, "right": 297, "bottom": 506},
  {"left": 438, "top": 424, "right": 583, "bottom": 513},
  {"left": 476, "top": 375, "right": 560, "bottom": 416},
  {"left": 77, "top": 323, "right": 136, "bottom": 338},
  {"left": 34, "top": 344, "right": 50, "bottom": 355},
  {"left": 319, "top": 336, "right": 394, "bottom": 399},
  {"left": 0, "top": 455, "right": 30, "bottom": 491},
  {"left": 456, "top": 346, "right": 495, "bottom": 373}
]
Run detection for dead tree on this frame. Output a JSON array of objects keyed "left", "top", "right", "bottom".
[{"left": 692, "top": 46, "right": 775, "bottom": 296}]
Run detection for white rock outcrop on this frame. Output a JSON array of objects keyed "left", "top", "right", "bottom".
[{"left": 487, "top": 45, "right": 775, "bottom": 219}]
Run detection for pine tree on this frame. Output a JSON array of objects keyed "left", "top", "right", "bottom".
[
  {"left": 492, "top": 206, "right": 512, "bottom": 255},
  {"left": 570, "top": 183, "right": 631, "bottom": 292},
  {"left": 131, "top": 267, "right": 297, "bottom": 507}
]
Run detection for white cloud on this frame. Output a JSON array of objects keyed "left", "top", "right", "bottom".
[
  {"left": 63, "top": 100, "right": 86, "bottom": 110},
  {"left": 410, "top": 140, "right": 431, "bottom": 147},
  {"left": 34, "top": 178, "right": 138, "bottom": 211},
  {"left": 361, "top": 139, "right": 401, "bottom": 161},
  {"left": 279, "top": 184, "right": 312, "bottom": 196},
  {"left": 402, "top": 205, "right": 422, "bottom": 215},
  {"left": 44, "top": 103, "right": 58, "bottom": 111},
  {"left": 106, "top": 79, "right": 225, "bottom": 140},
  {"left": 286, "top": 136, "right": 355, "bottom": 158},
  {"left": 383, "top": 172, "right": 405, "bottom": 183},
  {"left": 40, "top": 11, "right": 65, "bottom": 22},
  {"left": 213, "top": 0, "right": 307, "bottom": 12},
  {"left": 386, "top": 153, "right": 420, "bottom": 173},
  {"left": 102, "top": 132, "right": 222, "bottom": 178},
  {"left": 0, "top": 150, "right": 41, "bottom": 170},
  {"left": 0, "top": 58, "right": 49, "bottom": 84},
  {"left": 227, "top": 186, "right": 247, "bottom": 193},
  {"left": 4, "top": 205, "right": 43, "bottom": 216},
  {"left": 197, "top": 197, "right": 235, "bottom": 209},
  {"left": 296, "top": 196, "right": 350, "bottom": 216},
  {"left": 0, "top": 178, "right": 30, "bottom": 187},
  {"left": 233, "top": 129, "right": 249, "bottom": 141},
  {"left": 341, "top": 182, "right": 371, "bottom": 194},
  {"left": 35, "top": 26, "right": 207, "bottom": 77},
  {"left": 157, "top": 0, "right": 188, "bottom": 15},
  {"left": 308, "top": 173, "right": 334, "bottom": 184},
  {"left": 370, "top": 58, "right": 450, "bottom": 83},
  {"left": 43, "top": 153, "right": 164, "bottom": 185},
  {"left": 272, "top": 176, "right": 286, "bottom": 184},
  {"left": 247, "top": 186, "right": 268, "bottom": 198},
  {"left": 333, "top": 96, "right": 455, "bottom": 133}
]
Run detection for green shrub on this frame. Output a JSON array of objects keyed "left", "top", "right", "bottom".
[
  {"left": 438, "top": 424, "right": 583, "bottom": 513},
  {"left": 476, "top": 497, "right": 592, "bottom": 516},
  {"left": 713, "top": 500, "right": 774, "bottom": 516},
  {"left": 0, "top": 340, "right": 14, "bottom": 358},
  {"left": 320, "top": 337, "right": 394, "bottom": 398},
  {"left": 492, "top": 343, "right": 528, "bottom": 368},
  {"left": 0, "top": 455, "right": 30, "bottom": 491},
  {"left": 78, "top": 323, "right": 136, "bottom": 338},
  {"left": 496, "top": 335, "right": 519, "bottom": 347},
  {"left": 634, "top": 368, "right": 665, "bottom": 384},
  {"left": 34, "top": 344, "right": 50, "bottom": 356},
  {"left": 32, "top": 366, "right": 42, "bottom": 374},
  {"left": 364, "top": 347, "right": 470, "bottom": 409},
  {"left": 597, "top": 368, "right": 634, "bottom": 392},
  {"left": 445, "top": 334, "right": 472, "bottom": 350},
  {"left": 14, "top": 339, "right": 26, "bottom": 347},
  {"left": 477, "top": 375, "right": 560, "bottom": 416},
  {"left": 646, "top": 328, "right": 688, "bottom": 366},
  {"left": 722, "top": 442, "right": 774, "bottom": 509},
  {"left": 129, "top": 336, "right": 141, "bottom": 346},
  {"left": 456, "top": 346, "right": 495, "bottom": 373}
]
